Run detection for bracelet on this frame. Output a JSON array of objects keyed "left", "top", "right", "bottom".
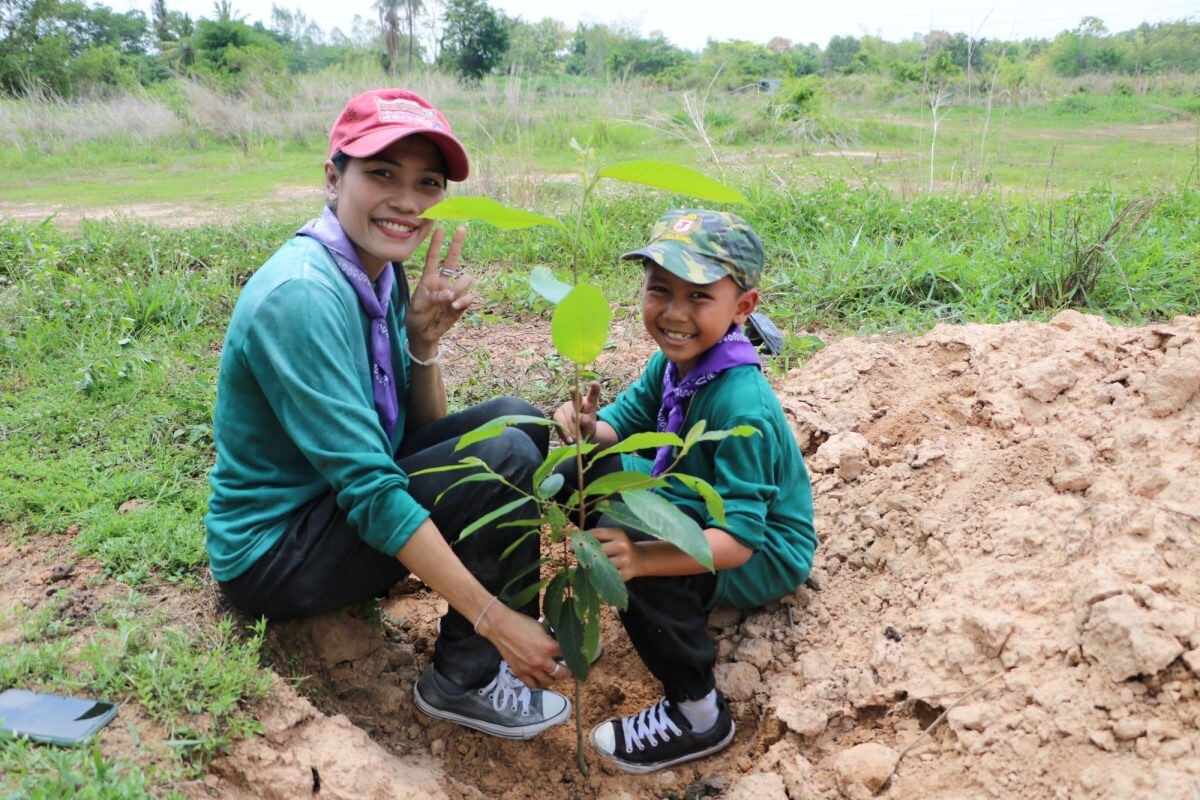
[
  {"left": 404, "top": 340, "right": 445, "bottom": 367},
  {"left": 474, "top": 595, "right": 499, "bottom": 633}
]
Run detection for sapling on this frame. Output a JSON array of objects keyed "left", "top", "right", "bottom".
[{"left": 414, "top": 143, "right": 758, "bottom": 773}]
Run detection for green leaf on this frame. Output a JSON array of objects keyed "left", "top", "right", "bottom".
[
  {"left": 592, "top": 431, "right": 683, "bottom": 460},
  {"left": 454, "top": 414, "right": 554, "bottom": 451},
  {"left": 536, "top": 473, "right": 564, "bottom": 499},
  {"left": 533, "top": 442, "right": 595, "bottom": 492},
  {"left": 546, "top": 504, "right": 569, "bottom": 536},
  {"left": 682, "top": 422, "right": 760, "bottom": 449},
  {"left": 498, "top": 526, "right": 543, "bottom": 560},
  {"left": 421, "top": 197, "right": 563, "bottom": 230},
  {"left": 504, "top": 577, "right": 550, "bottom": 610},
  {"left": 455, "top": 497, "right": 531, "bottom": 542},
  {"left": 555, "top": 595, "right": 589, "bottom": 682},
  {"left": 530, "top": 266, "right": 572, "bottom": 305},
  {"left": 499, "top": 557, "right": 553, "bottom": 600},
  {"left": 572, "top": 564, "right": 601, "bottom": 622},
  {"left": 571, "top": 568, "right": 603, "bottom": 663},
  {"left": 668, "top": 474, "right": 727, "bottom": 526},
  {"left": 409, "top": 456, "right": 487, "bottom": 477},
  {"left": 595, "top": 161, "right": 748, "bottom": 204},
  {"left": 605, "top": 491, "right": 714, "bottom": 571},
  {"left": 551, "top": 284, "right": 612, "bottom": 365},
  {"left": 542, "top": 571, "right": 569, "bottom": 633},
  {"left": 435, "top": 470, "right": 506, "bottom": 503},
  {"left": 581, "top": 470, "right": 665, "bottom": 498},
  {"left": 571, "top": 530, "right": 628, "bottom": 608}
]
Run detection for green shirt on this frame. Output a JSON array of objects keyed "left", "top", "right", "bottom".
[
  {"left": 597, "top": 351, "right": 817, "bottom": 609},
  {"left": 205, "top": 236, "right": 429, "bottom": 582}
]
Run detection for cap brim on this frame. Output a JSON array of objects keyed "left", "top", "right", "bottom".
[
  {"left": 621, "top": 243, "right": 728, "bottom": 285},
  {"left": 339, "top": 128, "right": 470, "bottom": 182}
]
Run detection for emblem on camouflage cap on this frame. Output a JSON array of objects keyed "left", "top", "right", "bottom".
[{"left": 621, "top": 208, "right": 764, "bottom": 289}]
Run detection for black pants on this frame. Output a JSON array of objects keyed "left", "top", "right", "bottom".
[
  {"left": 219, "top": 397, "right": 549, "bottom": 689},
  {"left": 557, "top": 453, "right": 718, "bottom": 702}
]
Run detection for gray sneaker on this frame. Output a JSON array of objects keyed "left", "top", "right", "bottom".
[{"left": 413, "top": 660, "right": 571, "bottom": 739}]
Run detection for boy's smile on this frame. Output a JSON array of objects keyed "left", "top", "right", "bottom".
[
  {"left": 325, "top": 135, "right": 448, "bottom": 280},
  {"left": 640, "top": 262, "right": 758, "bottom": 378}
]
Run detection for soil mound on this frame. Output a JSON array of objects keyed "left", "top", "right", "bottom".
[
  {"left": 206, "top": 311, "right": 1200, "bottom": 799},
  {"left": 774, "top": 309, "right": 1200, "bottom": 799}
]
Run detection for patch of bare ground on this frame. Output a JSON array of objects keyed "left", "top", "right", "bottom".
[
  {"left": 0, "top": 185, "right": 322, "bottom": 230},
  {"left": 811, "top": 151, "right": 909, "bottom": 161},
  {"left": 5, "top": 310, "right": 1200, "bottom": 799}
]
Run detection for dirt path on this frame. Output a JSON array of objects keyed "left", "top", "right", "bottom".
[{"left": 5, "top": 311, "right": 1199, "bottom": 799}]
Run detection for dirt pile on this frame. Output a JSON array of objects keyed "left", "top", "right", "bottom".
[
  {"left": 202, "top": 310, "right": 1200, "bottom": 800},
  {"left": 773, "top": 309, "right": 1200, "bottom": 799}
]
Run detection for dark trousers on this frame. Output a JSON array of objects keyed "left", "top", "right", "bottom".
[
  {"left": 218, "top": 397, "right": 549, "bottom": 689},
  {"left": 557, "top": 453, "right": 718, "bottom": 702}
]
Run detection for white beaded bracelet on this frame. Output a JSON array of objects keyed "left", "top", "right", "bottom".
[
  {"left": 405, "top": 340, "right": 446, "bottom": 367},
  {"left": 474, "top": 595, "right": 499, "bottom": 633}
]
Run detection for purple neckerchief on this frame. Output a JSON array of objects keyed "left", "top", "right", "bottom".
[
  {"left": 651, "top": 324, "right": 761, "bottom": 477},
  {"left": 297, "top": 207, "right": 400, "bottom": 439}
]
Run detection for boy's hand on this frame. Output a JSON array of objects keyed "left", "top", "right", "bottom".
[
  {"left": 553, "top": 381, "right": 601, "bottom": 445},
  {"left": 592, "top": 527, "right": 641, "bottom": 581}
]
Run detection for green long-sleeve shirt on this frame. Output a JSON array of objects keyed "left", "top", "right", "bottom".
[
  {"left": 597, "top": 351, "right": 817, "bottom": 609},
  {"left": 205, "top": 236, "right": 428, "bottom": 582}
]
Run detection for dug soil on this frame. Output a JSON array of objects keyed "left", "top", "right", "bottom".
[{"left": 6, "top": 310, "right": 1199, "bottom": 799}]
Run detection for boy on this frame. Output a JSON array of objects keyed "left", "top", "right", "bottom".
[{"left": 554, "top": 209, "right": 817, "bottom": 773}]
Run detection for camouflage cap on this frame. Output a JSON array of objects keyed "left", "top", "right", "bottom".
[{"left": 621, "top": 209, "right": 763, "bottom": 290}]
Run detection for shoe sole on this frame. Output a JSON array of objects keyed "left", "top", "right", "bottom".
[
  {"left": 590, "top": 720, "right": 736, "bottom": 774},
  {"left": 413, "top": 684, "right": 572, "bottom": 740}
]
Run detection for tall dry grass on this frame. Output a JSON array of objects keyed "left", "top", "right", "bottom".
[{"left": 0, "top": 89, "right": 181, "bottom": 150}]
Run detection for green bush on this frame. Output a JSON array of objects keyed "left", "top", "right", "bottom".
[{"left": 772, "top": 75, "right": 830, "bottom": 120}]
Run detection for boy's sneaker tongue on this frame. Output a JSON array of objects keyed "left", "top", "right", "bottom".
[
  {"left": 413, "top": 660, "right": 570, "bottom": 739},
  {"left": 590, "top": 693, "right": 735, "bottom": 774}
]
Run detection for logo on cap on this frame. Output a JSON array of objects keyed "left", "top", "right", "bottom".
[
  {"left": 672, "top": 218, "right": 694, "bottom": 233},
  {"left": 375, "top": 97, "right": 441, "bottom": 129}
]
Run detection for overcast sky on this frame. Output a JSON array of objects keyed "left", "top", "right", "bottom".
[{"left": 122, "top": 0, "right": 1198, "bottom": 50}]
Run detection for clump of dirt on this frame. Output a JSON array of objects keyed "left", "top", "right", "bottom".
[{"left": 203, "top": 310, "right": 1200, "bottom": 799}]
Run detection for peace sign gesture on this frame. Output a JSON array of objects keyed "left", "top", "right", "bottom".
[{"left": 407, "top": 226, "right": 476, "bottom": 355}]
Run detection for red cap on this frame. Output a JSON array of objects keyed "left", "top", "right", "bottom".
[{"left": 328, "top": 89, "right": 469, "bottom": 182}]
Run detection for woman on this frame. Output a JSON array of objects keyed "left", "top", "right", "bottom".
[{"left": 205, "top": 88, "right": 570, "bottom": 739}]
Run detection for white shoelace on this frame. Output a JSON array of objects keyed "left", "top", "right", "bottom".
[
  {"left": 621, "top": 699, "right": 682, "bottom": 753},
  {"left": 477, "top": 660, "right": 532, "bottom": 717}
]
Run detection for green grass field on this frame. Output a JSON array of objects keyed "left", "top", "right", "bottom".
[{"left": 1, "top": 71, "right": 1197, "bottom": 795}]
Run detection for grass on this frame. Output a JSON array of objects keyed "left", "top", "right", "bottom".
[
  {"left": 0, "top": 70, "right": 1197, "bottom": 796},
  {"left": 0, "top": 591, "right": 271, "bottom": 795}
]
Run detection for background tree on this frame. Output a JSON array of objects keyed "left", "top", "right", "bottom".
[
  {"left": 403, "top": 0, "right": 422, "bottom": 71},
  {"left": 565, "top": 22, "right": 628, "bottom": 77},
  {"left": 437, "top": 0, "right": 507, "bottom": 80},
  {"left": 824, "top": 34, "right": 860, "bottom": 73},
  {"left": 608, "top": 34, "right": 688, "bottom": 80},
  {"left": 375, "top": 0, "right": 400, "bottom": 76},
  {"left": 504, "top": 16, "right": 568, "bottom": 75},
  {"left": 0, "top": 0, "right": 152, "bottom": 95}
]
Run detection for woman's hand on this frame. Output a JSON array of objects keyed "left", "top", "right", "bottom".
[
  {"left": 592, "top": 526, "right": 642, "bottom": 581},
  {"left": 552, "top": 381, "right": 601, "bottom": 445},
  {"left": 407, "top": 226, "right": 475, "bottom": 354},
  {"left": 476, "top": 603, "right": 572, "bottom": 689}
]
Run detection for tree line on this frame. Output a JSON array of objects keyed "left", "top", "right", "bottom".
[{"left": 2, "top": 0, "right": 1198, "bottom": 99}]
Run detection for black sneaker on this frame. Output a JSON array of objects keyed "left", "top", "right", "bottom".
[
  {"left": 413, "top": 660, "right": 570, "bottom": 740},
  {"left": 590, "top": 694, "right": 735, "bottom": 774}
]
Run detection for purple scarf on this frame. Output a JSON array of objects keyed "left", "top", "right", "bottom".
[
  {"left": 297, "top": 208, "right": 406, "bottom": 439},
  {"left": 651, "top": 324, "right": 761, "bottom": 477}
]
